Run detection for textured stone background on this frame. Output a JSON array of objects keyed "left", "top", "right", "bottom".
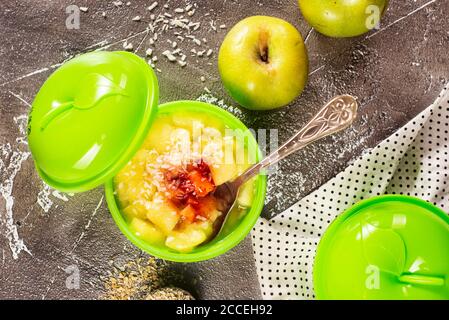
[{"left": 0, "top": 0, "right": 448, "bottom": 299}]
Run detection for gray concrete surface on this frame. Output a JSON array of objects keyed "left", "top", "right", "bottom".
[{"left": 0, "top": 0, "right": 448, "bottom": 299}]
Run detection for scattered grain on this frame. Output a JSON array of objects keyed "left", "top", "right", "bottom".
[
  {"left": 147, "top": 1, "right": 158, "bottom": 11},
  {"left": 210, "top": 20, "right": 217, "bottom": 31},
  {"left": 123, "top": 41, "right": 133, "bottom": 51},
  {"left": 102, "top": 257, "right": 192, "bottom": 300},
  {"left": 145, "top": 288, "right": 194, "bottom": 300},
  {"left": 162, "top": 50, "right": 177, "bottom": 62}
]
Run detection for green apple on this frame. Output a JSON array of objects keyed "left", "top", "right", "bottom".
[
  {"left": 218, "top": 16, "right": 308, "bottom": 110},
  {"left": 298, "top": 0, "right": 389, "bottom": 38}
]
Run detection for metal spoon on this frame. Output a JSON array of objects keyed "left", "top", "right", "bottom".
[{"left": 212, "top": 95, "right": 359, "bottom": 237}]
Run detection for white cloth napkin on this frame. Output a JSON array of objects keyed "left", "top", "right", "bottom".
[{"left": 251, "top": 84, "right": 449, "bottom": 300}]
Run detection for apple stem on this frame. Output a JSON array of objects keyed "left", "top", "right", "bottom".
[{"left": 258, "top": 29, "right": 269, "bottom": 63}]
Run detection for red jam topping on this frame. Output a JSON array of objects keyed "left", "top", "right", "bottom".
[{"left": 164, "top": 159, "right": 217, "bottom": 221}]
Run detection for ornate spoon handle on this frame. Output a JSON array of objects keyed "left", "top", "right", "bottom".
[{"left": 234, "top": 95, "right": 358, "bottom": 187}]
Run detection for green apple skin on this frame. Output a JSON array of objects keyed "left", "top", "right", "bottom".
[
  {"left": 298, "top": 0, "right": 389, "bottom": 38},
  {"left": 218, "top": 16, "right": 308, "bottom": 111}
]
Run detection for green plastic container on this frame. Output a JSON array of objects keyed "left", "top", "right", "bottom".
[
  {"left": 28, "top": 51, "right": 267, "bottom": 262},
  {"left": 314, "top": 195, "right": 449, "bottom": 300},
  {"left": 106, "top": 101, "right": 266, "bottom": 262}
]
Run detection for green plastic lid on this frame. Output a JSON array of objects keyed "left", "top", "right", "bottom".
[
  {"left": 28, "top": 51, "right": 159, "bottom": 192},
  {"left": 314, "top": 195, "right": 449, "bottom": 300}
]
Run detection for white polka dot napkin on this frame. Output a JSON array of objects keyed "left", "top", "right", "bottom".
[{"left": 251, "top": 84, "right": 449, "bottom": 299}]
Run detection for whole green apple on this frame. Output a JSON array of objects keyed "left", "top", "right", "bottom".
[
  {"left": 218, "top": 16, "right": 308, "bottom": 110},
  {"left": 298, "top": 0, "right": 389, "bottom": 38}
]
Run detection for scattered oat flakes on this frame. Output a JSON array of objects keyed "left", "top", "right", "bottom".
[
  {"left": 113, "top": 1, "right": 123, "bottom": 7},
  {"left": 200, "top": 76, "right": 206, "bottom": 82},
  {"left": 79, "top": 6, "right": 88, "bottom": 12},
  {"left": 145, "top": 48, "right": 153, "bottom": 57},
  {"left": 132, "top": 15, "right": 141, "bottom": 22}
]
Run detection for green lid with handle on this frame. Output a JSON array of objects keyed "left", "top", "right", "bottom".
[
  {"left": 314, "top": 195, "right": 449, "bottom": 300},
  {"left": 28, "top": 51, "right": 159, "bottom": 192}
]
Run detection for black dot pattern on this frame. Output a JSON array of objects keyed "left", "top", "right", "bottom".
[{"left": 251, "top": 85, "right": 449, "bottom": 299}]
